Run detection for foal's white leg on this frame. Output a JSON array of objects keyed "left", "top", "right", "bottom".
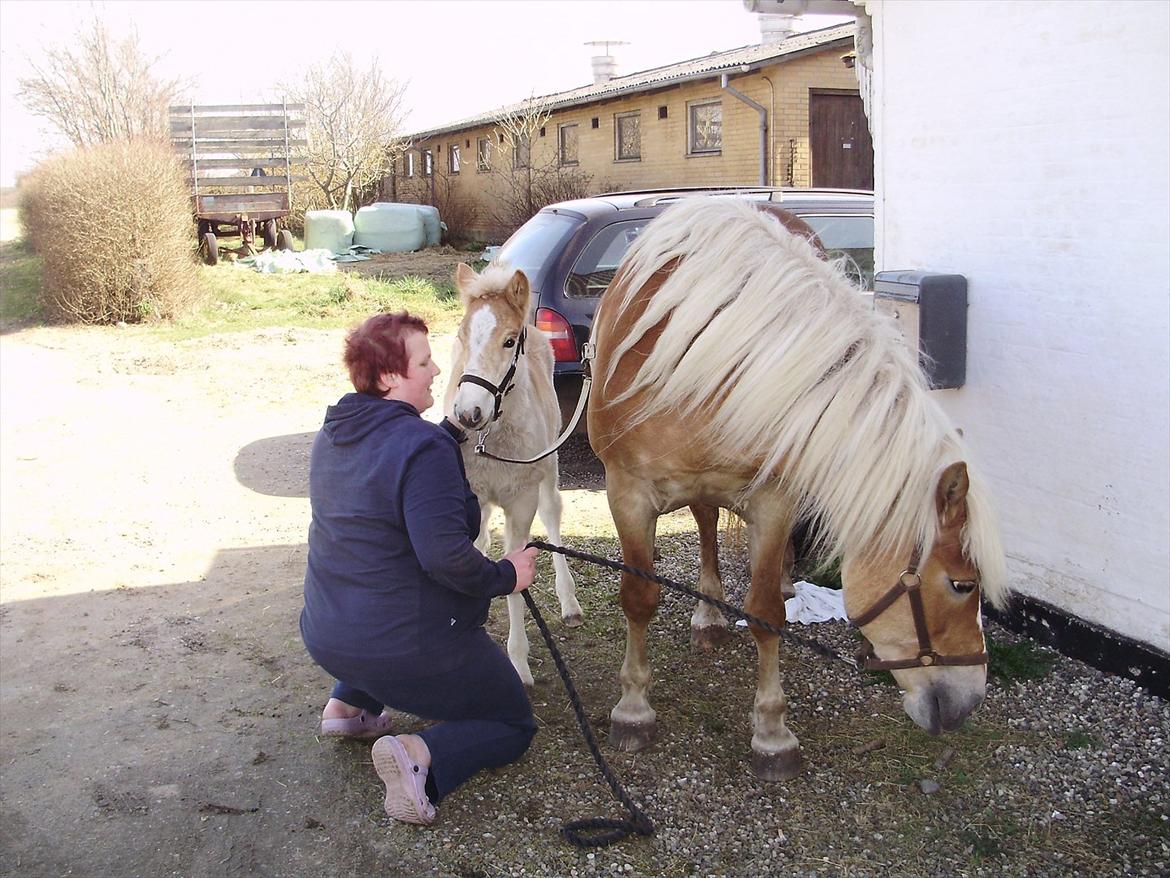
[
  {"left": 537, "top": 459, "right": 582, "bottom": 626},
  {"left": 502, "top": 491, "right": 540, "bottom": 688},
  {"left": 474, "top": 501, "right": 495, "bottom": 555},
  {"left": 689, "top": 504, "right": 729, "bottom": 649}
]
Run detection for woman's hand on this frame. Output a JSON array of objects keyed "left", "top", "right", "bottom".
[{"left": 503, "top": 546, "right": 538, "bottom": 593}]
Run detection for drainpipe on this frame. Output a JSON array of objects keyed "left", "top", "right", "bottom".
[{"left": 721, "top": 72, "right": 767, "bottom": 186}]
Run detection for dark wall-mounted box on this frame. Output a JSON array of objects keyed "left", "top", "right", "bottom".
[{"left": 873, "top": 270, "right": 968, "bottom": 389}]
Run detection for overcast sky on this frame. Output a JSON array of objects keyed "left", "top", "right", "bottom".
[{"left": 0, "top": 0, "right": 850, "bottom": 186}]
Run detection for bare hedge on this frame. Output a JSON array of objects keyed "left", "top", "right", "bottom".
[{"left": 19, "top": 139, "right": 201, "bottom": 324}]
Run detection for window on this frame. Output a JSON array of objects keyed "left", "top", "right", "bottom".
[
  {"left": 566, "top": 220, "right": 649, "bottom": 297},
  {"left": 658, "top": 105, "right": 668, "bottom": 120},
  {"left": 477, "top": 137, "right": 492, "bottom": 172},
  {"left": 591, "top": 117, "right": 599, "bottom": 129},
  {"left": 615, "top": 112, "right": 640, "bottom": 161},
  {"left": 558, "top": 123, "right": 579, "bottom": 166},
  {"left": 423, "top": 149, "right": 433, "bottom": 176},
  {"left": 449, "top": 143, "right": 461, "bottom": 174},
  {"left": 495, "top": 211, "right": 586, "bottom": 293},
  {"left": 513, "top": 134, "right": 531, "bottom": 170},
  {"left": 688, "top": 99, "right": 722, "bottom": 154},
  {"left": 404, "top": 152, "right": 415, "bottom": 177},
  {"left": 799, "top": 214, "right": 876, "bottom": 289}
]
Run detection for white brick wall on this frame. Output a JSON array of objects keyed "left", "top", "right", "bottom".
[{"left": 868, "top": 0, "right": 1170, "bottom": 650}]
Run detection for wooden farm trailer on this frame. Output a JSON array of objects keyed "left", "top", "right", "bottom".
[{"left": 170, "top": 102, "right": 307, "bottom": 264}]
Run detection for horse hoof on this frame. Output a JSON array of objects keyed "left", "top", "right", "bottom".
[
  {"left": 690, "top": 624, "right": 731, "bottom": 650},
  {"left": 751, "top": 745, "right": 803, "bottom": 781},
  {"left": 563, "top": 613, "right": 584, "bottom": 628},
  {"left": 609, "top": 720, "right": 656, "bottom": 753}
]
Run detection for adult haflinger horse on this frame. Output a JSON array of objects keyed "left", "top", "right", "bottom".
[
  {"left": 587, "top": 198, "right": 1008, "bottom": 780},
  {"left": 446, "top": 262, "right": 581, "bottom": 687}
]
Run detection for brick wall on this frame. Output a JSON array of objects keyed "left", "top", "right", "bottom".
[{"left": 390, "top": 45, "right": 861, "bottom": 241}]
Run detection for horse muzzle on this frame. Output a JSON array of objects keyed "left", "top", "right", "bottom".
[{"left": 901, "top": 672, "right": 986, "bottom": 735}]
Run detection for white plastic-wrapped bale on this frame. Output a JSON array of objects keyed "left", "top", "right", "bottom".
[
  {"left": 304, "top": 210, "right": 355, "bottom": 254},
  {"left": 353, "top": 203, "right": 425, "bottom": 253},
  {"left": 416, "top": 205, "right": 442, "bottom": 247}
]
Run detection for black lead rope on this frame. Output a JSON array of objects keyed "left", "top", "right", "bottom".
[
  {"left": 519, "top": 588, "right": 654, "bottom": 847},
  {"left": 526, "top": 540, "right": 850, "bottom": 665},
  {"left": 520, "top": 539, "right": 855, "bottom": 849}
]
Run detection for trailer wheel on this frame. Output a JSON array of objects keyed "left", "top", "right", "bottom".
[
  {"left": 276, "top": 229, "right": 294, "bottom": 252},
  {"left": 262, "top": 219, "right": 278, "bottom": 249},
  {"left": 201, "top": 232, "right": 218, "bottom": 266}
]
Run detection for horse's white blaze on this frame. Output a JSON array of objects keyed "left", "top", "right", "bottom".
[{"left": 464, "top": 306, "right": 498, "bottom": 374}]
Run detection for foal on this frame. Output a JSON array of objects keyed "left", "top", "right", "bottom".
[{"left": 446, "top": 262, "right": 581, "bottom": 687}]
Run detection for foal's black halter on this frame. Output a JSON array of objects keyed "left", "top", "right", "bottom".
[
  {"left": 849, "top": 544, "right": 988, "bottom": 671},
  {"left": 456, "top": 326, "right": 527, "bottom": 423}
]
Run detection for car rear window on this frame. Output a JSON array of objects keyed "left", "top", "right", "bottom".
[
  {"left": 797, "top": 214, "right": 875, "bottom": 290},
  {"left": 565, "top": 220, "right": 650, "bottom": 298},
  {"left": 496, "top": 211, "right": 585, "bottom": 292}
]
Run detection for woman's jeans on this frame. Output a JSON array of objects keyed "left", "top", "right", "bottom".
[{"left": 307, "top": 627, "right": 536, "bottom": 804}]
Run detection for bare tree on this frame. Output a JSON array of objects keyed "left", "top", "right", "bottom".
[
  {"left": 485, "top": 95, "right": 593, "bottom": 237},
  {"left": 284, "top": 53, "right": 408, "bottom": 212},
  {"left": 17, "top": 17, "right": 183, "bottom": 147}
]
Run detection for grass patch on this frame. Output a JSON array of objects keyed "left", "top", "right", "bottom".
[
  {"left": 158, "top": 264, "right": 463, "bottom": 340},
  {"left": 987, "top": 635, "right": 1055, "bottom": 682},
  {"left": 0, "top": 240, "right": 44, "bottom": 325}
]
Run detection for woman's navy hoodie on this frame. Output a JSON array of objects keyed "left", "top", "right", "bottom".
[{"left": 300, "top": 393, "right": 516, "bottom": 673}]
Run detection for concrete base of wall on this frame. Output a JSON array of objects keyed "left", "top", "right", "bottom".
[{"left": 987, "top": 595, "right": 1169, "bottom": 700}]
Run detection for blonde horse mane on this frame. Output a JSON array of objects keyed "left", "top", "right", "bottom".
[{"left": 602, "top": 198, "right": 1006, "bottom": 604}]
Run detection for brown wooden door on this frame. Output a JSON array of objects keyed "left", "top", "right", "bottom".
[{"left": 810, "top": 92, "right": 873, "bottom": 189}]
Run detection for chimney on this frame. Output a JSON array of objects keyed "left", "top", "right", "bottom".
[
  {"left": 757, "top": 13, "right": 799, "bottom": 45},
  {"left": 585, "top": 40, "right": 628, "bottom": 85}
]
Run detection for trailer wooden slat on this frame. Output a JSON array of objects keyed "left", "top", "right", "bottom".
[
  {"left": 188, "top": 176, "right": 310, "bottom": 188},
  {"left": 170, "top": 103, "right": 306, "bottom": 114},
  {"left": 172, "top": 138, "right": 309, "bottom": 150},
  {"left": 185, "top": 158, "right": 305, "bottom": 170},
  {"left": 170, "top": 116, "right": 299, "bottom": 132}
]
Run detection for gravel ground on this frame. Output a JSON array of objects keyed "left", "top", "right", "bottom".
[{"left": 1, "top": 327, "right": 1165, "bottom": 878}]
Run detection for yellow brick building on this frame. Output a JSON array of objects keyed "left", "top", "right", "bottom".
[{"left": 391, "top": 24, "right": 866, "bottom": 241}]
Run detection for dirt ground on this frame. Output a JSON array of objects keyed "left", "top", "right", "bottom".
[
  {"left": 339, "top": 245, "right": 485, "bottom": 284},
  {"left": 2, "top": 318, "right": 1168, "bottom": 878}
]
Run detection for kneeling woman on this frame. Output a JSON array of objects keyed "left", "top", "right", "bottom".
[{"left": 300, "top": 311, "right": 539, "bottom": 825}]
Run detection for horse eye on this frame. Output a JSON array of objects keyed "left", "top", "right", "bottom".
[
  {"left": 503, "top": 337, "right": 516, "bottom": 348},
  {"left": 950, "top": 578, "right": 978, "bottom": 595}
]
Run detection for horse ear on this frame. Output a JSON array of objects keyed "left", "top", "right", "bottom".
[
  {"left": 936, "top": 461, "right": 970, "bottom": 527},
  {"left": 454, "top": 262, "right": 477, "bottom": 307},
  {"left": 504, "top": 269, "right": 530, "bottom": 313}
]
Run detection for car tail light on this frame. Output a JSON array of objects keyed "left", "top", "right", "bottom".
[{"left": 535, "top": 307, "right": 579, "bottom": 363}]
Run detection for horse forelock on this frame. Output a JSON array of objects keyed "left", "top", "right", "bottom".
[{"left": 600, "top": 198, "right": 1006, "bottom": 595}]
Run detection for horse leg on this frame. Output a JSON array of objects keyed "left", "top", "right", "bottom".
[
  {"left": 502, "top": 492, "right": 540, "bottom": 688},
  {"left": 744, "top": 506, "right": 802, "bottom": 780},
  {"left": 606, "top": 471, "right": 660, "bottom": 753},
  {"left": 537, "top": 462, "right": 582, "bottom": 626},
  {"left": 474, "top": 501, "right": 495, "bottom": 555},
  {"left": 689, "top": 504, "right": 730, "bottom": 649}
]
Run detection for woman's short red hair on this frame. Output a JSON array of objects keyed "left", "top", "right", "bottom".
[{"left": 343, "top": 311, "right": 429, "bottom": 395}]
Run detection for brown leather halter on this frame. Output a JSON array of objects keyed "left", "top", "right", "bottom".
[{"left": 849, "top": 545, "right": 989, "bottom": 671}]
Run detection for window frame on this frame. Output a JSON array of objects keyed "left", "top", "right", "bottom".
[
  {"left": 448, "top": 142, "right": 461, "bottom": 175},
  {"left": 558, "top": 122, "right": 579, "bottom": 167},
  {"left": 687, "top": 98, "right": 723, "bottom": 156},
  {"left": 422, "top": 149, "right": 433, "bottom": 177},
  {"left": 614, "top": 111, "right": 641, "bottom": 162},
  {"left": 404, "top": 151, "right": 415, "bottom": 178},
  {"left": 512, "top": 133, "right": 531, "bottom": 170},
  {"left": 476, "top": 137, "right": 492, "bottom": 172}
]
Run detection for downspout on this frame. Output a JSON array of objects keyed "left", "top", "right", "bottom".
[
  {"left": 761, "top": 73, "right": 777, "bottom": 186},
  {"left": 721, "top": 73, "right": 768, "bottom": 186}
]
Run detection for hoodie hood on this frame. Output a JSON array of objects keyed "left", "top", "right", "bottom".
[{"left": 321, "top": 393, "right": 418, "bottom": 446}]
